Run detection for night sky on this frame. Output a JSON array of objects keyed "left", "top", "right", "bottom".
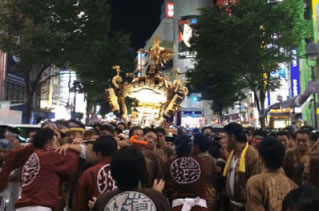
[{"left": 109, "top": 0, "right": 164, "bottom": 50}]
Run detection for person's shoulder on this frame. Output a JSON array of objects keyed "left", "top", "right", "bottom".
[
  {"left": 38, "top": 149, "right": 78, "bottom": 163},
  {"left": 138, "top": 188, "right": 169, "bottom": 205},
  {"left": 191, "top": 155, "right": 207, "bottom": 166},
  {"left": 282, "top": 174, "right": 298, "bottom": 188},
  {"left": 94, "top": 190, "right": 119, "bottom": 210},
  {"left": 97, "top": 190, "right": 119, "bottom": 205},
  {"left": 99, "top": 189, "right": 118, "bottom": 198},
  {"left": 246, "top": 145, "right": 259, "bottom": 161},
  {"left": 247, "top": 145, "right": 258, "bottom": 155},
  {"left": 141, "top": 188, "right": 165, "bottom": 196},
  {"left": 246, "top": 173, "right": 263, "bottom": 187},
  {"left": 81, "top": 163, "right": 99, "bottom": 177},
  {"left": 199, "top": 152, "right": 216, "bottom": 162}
]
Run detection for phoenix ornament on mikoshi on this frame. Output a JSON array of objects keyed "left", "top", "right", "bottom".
[
  {"left": 106, "top": 35, "right": 188, "bottom": 127},
  {"left": 139, "top": 35, "right": 174, "bottom": 69}
]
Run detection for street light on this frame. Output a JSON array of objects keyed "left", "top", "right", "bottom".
[{"left": 305, "top": 41, "right": 319, "bottom": 129}]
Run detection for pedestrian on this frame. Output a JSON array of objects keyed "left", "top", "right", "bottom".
[
  {"left": 245, "top": 136, "right": 297, "bottom": 211},
  {"left": 75, "top": 135, "right": 118, "bottom": 211},
  {"left": 283, "top": 129, "right": 312, "bottom": 185},
  {"left": 282, "top": 185, "right": 319, "bottom": 211},
  {"left": 130, "top": 127, "right": 164, "bottom": 188},
  {"left": 222, "top": 123, "right": 261, "bottom": 211},
  {"left": 0, "top": 128, "right": 80, "bottom": 210},
  {"left": 164, "top": 135, "right": 208, "bottom": 211},
  {"left": 155, "top": 127, "right": 174, "bottom": 159},
  {"left": 192, "top": 133, "right": 218, "bottom": 211},
  {"left": 92, "top": 146, "right": 170, "bottom": 211}
]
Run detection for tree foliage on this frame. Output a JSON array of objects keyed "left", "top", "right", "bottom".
[
  {"left": 189, "top": 0, "right": 304, "bottom": 127},
  {"left": 68, "top": 0, "right": 135, "bottom": 116},
  {"left": 0, "top": 0, "right": 134, "bottom": 122}
]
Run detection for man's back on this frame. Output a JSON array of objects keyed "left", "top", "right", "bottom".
[
  {"left": 16, "top": 149, "right": 79, "bottom": 209},
  {"left": 246, "top": 170, "right": 297, "bottom": 211},
  {"left": 75, "top": 157, "right": 116, "bottom": 211}
]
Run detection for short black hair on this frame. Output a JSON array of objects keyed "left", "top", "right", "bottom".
[
  {"left": 143, "top": 128, "right": 157, "bottom": 136},
  {"left": 253, "top": 129, "right": 268, "bottom": 138},
  {"left": 99, "top": 125, "right": 114, "bottom": 135},
  {"left": 129, "top": 126, "right": 143, "bottom": 138},
  {"left": 284, "top": 127, "right": 295, "bottom": 138},
  {"left": 117, "top": 122, "right": 126, "bottom": 128},
  {"left": 33, "top": 128, "right": 56, "bottom": 148},
  {"left": 300, "top": 126, "right": 314, "bottom": 132},
  {"left": 114, "top": 128, "right": 122, "bottom": 135},
  {"left": 54, "top": 120, "right": 69, "bottom": 128},
  {"left": 276, "top": 131, "right": 290, "bottom": 138},
  {"left": 155, "top": 127, "right": 166, "bottom": 136},
  {"left": 224, "top": 122, "right": 247, "bottom": 142},
  {"left": 193, "top": 133, "right": 211, "bottom": 152},
  {"left": 296, "top": 129, "right": 312, "bottom": 140},
  {"left": 68, "top": 119, "right": 85, "bottom": 129},
  {"left": 93, "top": 123, "right": 103, "bottom": 130},
  {"left": 174, "top": 135, "right": 192, "bottom": 157},
  {"left": 258, "top": 136, "right": 285, "bottom": 169},
  {"left": 201, "top": 126, "right": 213, "bottom": 133},
  {"left": 283, "top": 185, "right": 319, "bottom": 211},
  {"left": 93, "top": 135, "right": 118, "bottom": 157},
  {"left": 111, "top": 146, "right": 147, "bottom": 190}
]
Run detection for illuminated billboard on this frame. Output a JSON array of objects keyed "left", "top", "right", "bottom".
[
  {"left": 313, "top": 0, "right": 319, "bottom": 43},
  {"left": 290, "top": 49, "right": 300, "bottom": 97},
  {"left": 178, "top": 16, "right": 197, "bottom": 59},
  {"left": 166, "top": 2, "right": 174, "bottom": 18}
]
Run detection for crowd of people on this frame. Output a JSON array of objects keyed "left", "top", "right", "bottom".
[{"left": 0, "top": 119, "right": 318, "bottom": 211}]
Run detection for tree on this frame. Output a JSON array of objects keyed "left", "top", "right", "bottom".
[
  {"left": 72, "top": 31, "right": 135, "bottom": 121},
  {"left": 0, "top": 0, "right": 132, "bottom": 123},
  {"left": 69, "top": 10, "right": 135, "bottom": 119},
  {"left": 61, "top": 0, "right": 135, "bottom": 121},
  {"left": 189, "top": 0, "right": 304, "bottom": 127}
]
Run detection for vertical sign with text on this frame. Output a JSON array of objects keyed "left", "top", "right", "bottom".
[
  {"left": 313, "top": 0, "right": 319, "bottom": 43},
  {"left": 290, "top": 49, "right": 300, "bottom": 97},
  {"left": 166, "top": 2, "right": 174, "bottom": 18}
]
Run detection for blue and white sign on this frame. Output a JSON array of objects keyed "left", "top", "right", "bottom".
[{"left": 290, "top": 49, "right": 300, "bottom": 97}]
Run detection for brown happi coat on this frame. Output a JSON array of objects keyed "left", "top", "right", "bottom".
[
  {"left": 283, "top": 148, "right": 310, "bottom": 186},
  {"left": 245, "top": 170, "right": 297, "bottom": 211},
  {"left": 198, "top": 152, "right": 217, "bottom": 210}
]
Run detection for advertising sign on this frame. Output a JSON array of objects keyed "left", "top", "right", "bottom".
[
  {"left": 216, "top": 0, "right": 240, "bottom": 6},
  {"left": 178, "top": 16, "right": 197, "bottom": 59},
  {"left": 5, "top": 55, "right": 24, "bottom": 86},
  {"left": 165, "top": 2, "right": 174, "bottom": 18},
  {"left": 290, "top": 49, "right": 300, "bottom": 97},
  {"left": 313, "top": 0, "right": 319, "bottom": 43}
]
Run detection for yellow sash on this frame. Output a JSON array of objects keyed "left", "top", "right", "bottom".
[{"left": 223, "top": 142, "right": 249, "bottom": 177}]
